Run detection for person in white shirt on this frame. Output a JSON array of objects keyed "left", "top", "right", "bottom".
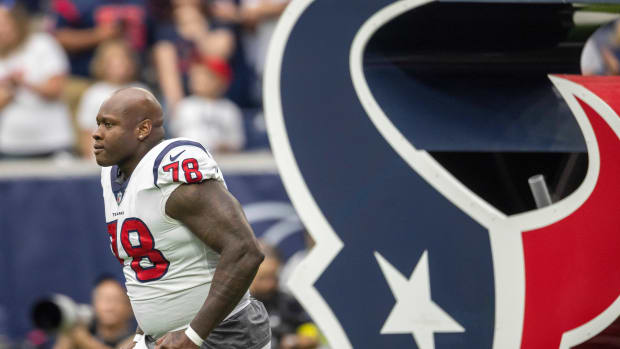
[
  {"left": 240, "top": 0, "right": 289, "bottom": 100},
  {"left": 0, "top": 4, "right": 74, "bottom": 158},
  {"left": 171, "top": 57, "right": 245, "bottom": 153},
  {"left": 76, "top": 39, "right": 143, "bottom": 158}
]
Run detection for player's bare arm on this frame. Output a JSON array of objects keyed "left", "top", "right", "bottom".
[{"left": 155, "top": 179, "right": 264, "bottom": 349}]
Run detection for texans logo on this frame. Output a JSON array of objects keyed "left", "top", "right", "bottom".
[{"left": 264, "top": 0, "right": 620, "bottom": 348}]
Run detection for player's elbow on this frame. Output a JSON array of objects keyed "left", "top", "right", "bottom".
[
  {"left": 243, "top": 240, "right": 264, "bottom": 270},
  {"left": 224, "top": 237, "right": 264, "bottom": 272}
]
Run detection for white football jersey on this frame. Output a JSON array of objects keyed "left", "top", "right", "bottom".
[{"left": 101, "top": 138, "right": 250, "bottom": 338}]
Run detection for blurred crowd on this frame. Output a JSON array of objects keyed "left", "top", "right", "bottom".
[
  {"left": 0, "top": 0, "right": 287, "bottom": 159},
  {"left": 581, "top": 18, "right": 620, "bottom": 76}
]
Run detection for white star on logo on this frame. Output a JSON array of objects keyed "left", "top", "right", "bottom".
[{"left": 374, "top": 250, "right": 465, "bottom": 349}]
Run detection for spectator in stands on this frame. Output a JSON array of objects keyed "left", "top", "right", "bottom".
[
  {"left": 48, "top": 0, "right": 149, "bottom": 120},
  {"left": 153, "top": 2, "right": 235, "bottom": 109},
  {"left": 170, "top": 55, "right": 245, "bottom": 152},
  {"left": 0, "top": 4, "right": 75, "bottom": 158},
  {"left": 49, "top": 0, "right": 149, "bottom": 78},
  {"left": 250, "top": 244, "right": 320, "bottom": 349},
  {"left": 76, "top": 39, "right": 143, "bottom": 158},
  {"left": 240, "top": 0, "right": 289, "bottom": 100},
  {"left": 201, "top": 0, "right": 258, "bottom": 107},
  {"left": 53, "top": 277, "right": 134, "bottom": 349},
  {"left": 582, "top": 19, "right": 620, "bottom": 76}
]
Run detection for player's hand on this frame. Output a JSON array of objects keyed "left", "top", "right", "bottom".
[{"left": 155, "top": 330, "right": 199, "bottom": 349}]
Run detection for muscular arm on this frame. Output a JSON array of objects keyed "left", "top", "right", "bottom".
[{"left": 165, "top": 179, "right": 264, "bottom": 339}]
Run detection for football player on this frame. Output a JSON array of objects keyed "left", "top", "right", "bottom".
[{"left": 93, "top": 87, "right": 271, "bottom": 349}]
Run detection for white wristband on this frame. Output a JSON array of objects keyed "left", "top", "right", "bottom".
[
  {"left": 133, "top": 334, "right": 144, "bottom": 343},
  {"left": 184, "top": 326, "right": 204, "bottom": 347}
]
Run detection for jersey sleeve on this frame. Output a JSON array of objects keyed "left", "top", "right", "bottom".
[{"left": 154, "top": 143, "right": 223, "bottom": 189}]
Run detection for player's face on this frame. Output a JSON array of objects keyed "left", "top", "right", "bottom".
[{"left": 92, "top": 110, "right": 138, "bottom": 167}]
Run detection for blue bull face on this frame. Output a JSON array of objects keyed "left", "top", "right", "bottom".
[{"left": 263, "top": 1, "right": 620, "bottom": 348}]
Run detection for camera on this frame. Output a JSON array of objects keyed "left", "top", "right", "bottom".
[{"left": 31, "top": 294, "right": 93, "bottom": 333}]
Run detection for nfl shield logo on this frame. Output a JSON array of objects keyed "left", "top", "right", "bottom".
[{"left": 116, "top": 191, "right": 123, "bottom": 204}]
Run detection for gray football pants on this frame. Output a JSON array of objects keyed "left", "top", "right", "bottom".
[{"left": 145, "top": 298, "right": 271, "bottom": 349}]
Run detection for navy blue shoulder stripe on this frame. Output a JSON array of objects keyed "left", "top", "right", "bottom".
[{"left": 153, "top": 140, "right": 209, "bottom": 188}]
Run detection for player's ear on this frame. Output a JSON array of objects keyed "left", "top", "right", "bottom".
[{"left": 136, "top": 119, "right": 152, "bottom": 141}]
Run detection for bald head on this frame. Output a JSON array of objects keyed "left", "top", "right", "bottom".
[{"left": 103, "top": 87, "right": 163, "bottom": 128}]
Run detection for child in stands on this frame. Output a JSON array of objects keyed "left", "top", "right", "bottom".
[{"left": 171, "top": 56, "right": 245, "bottom": 153}]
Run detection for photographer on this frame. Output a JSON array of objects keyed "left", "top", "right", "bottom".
[{"left": 53, "top": 277, "right": 134, "bottom": 349}]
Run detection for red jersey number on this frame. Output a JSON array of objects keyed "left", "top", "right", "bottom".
[
  {"left": 163, "top": 158, "right": 203, "bottom": 183},
  {"left": 107, "top": 219, "right": 170, "bottom": 282}
]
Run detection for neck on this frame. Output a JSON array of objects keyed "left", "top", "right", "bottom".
[
  {"left": 118, "top": 156, "right": 141, "bottom": 179},
  {"left": 118, "top": 142, "right": 157, "bottom": 178}
]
